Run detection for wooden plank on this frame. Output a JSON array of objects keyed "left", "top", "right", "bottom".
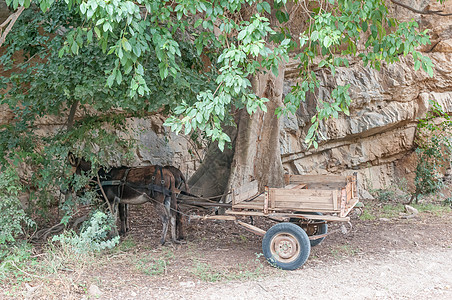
[
  {"left": 272, "top": 188, "right": 334, "bottom": 197},
  {"left": 270, "top": 188, "right": 276, "bottom": 209},
  {"left": 232, "top": 180, "right": 259, "bottom": 204},
  {"left": 333, "top": 190, "right": 338, "bottom": 211},
  {"left": 340, "top": 188, "right": 347, "bottom": 217},
  {"left": 287, "top": 174, "right": 345, "bottom": 184},
  {"left": 271, "top": 207, "right": 339, "bottom": 213},
  {"left": 342, "top": 197, "right": 360, "bottom": 217},
  {"left": 264, "top": 186, "right": 269, "bottom": 214},
  {"left": 225, "top": 210, "right": 351, "bottom": 222},
  {"left": 233, "top": 202, "right": 265, "bottom": 209},
  {"left": 299, "top": 183, "right": 345, "bottom": 190},
  {"left": 189, "top": 215, "right": 237, "bottom": 221},
  {"left": 271, "top": 189, "right": 334, "bottom": 203},
  {"left": 285, "top": 183, "right": 307, "bottom": 189},
  {"left": 236, "top": 220, "right": 266, "bottom": 236},
  {"left": 226, "top": 210, "right": 267, "bottom": 216},
  {"left": 271, "top": 202, "right": 336, "bottom": 211},
  {"left": 346, "top": 182, "right": 352, "bottom": 203}
]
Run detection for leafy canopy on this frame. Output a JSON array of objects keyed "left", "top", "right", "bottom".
[
  {"left": 0, "top": 0, "right": 440, "bottom": 241},
  {"left": 2, "top": 0, "right": 436, "bottom": 151}
]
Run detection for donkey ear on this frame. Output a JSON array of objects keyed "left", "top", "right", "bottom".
[{"left": 68, "top": 152, "right": 79, "bottom": 166}]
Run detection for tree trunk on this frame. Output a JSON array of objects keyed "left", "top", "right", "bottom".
[
  {"left": 187, "top": 127, "right": 236, "bottom": 199},
  {"left": 223, "top": 61, "right": 286, "bottom": 201},
  {"left": 187, "top": 62, "right": 286, "bottom": 202}
]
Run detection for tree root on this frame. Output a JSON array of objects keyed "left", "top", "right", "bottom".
[{"left": 29, "top": 215, "right": 89, "bottom": 244}]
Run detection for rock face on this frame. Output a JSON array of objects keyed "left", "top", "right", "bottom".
[
  {"left": 280, "top": 1, "right": 452, "bottom": 197},
  {"left": 1, "top": 1, "right": 452, "bottom": 198}
]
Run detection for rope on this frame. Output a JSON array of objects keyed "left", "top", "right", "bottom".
[
  {"left": 243, "top": 191, "right": 264, "bottom": 202},
  {"left": 177, "top": 191, "right": 232, "bottom": 203}
]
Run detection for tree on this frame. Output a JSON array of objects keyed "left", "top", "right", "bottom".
[
  {"left": 0, "top": 0, "right": 441, "bottom": 222},
  {"left": 408, "top": 100, "right": 452, "bottom": 204}
]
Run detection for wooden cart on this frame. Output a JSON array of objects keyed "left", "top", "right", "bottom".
[{"left": 187, "top": 173, "right": 359, "bottom": 270}]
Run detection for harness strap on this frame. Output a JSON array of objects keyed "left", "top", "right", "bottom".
[
  {"left": 101, "top": 180, "right": 122, "bottom": 186},
  {"left": 159, "top": 166, "right": 165, "bottom": 185},
  {"left": 126, "top": 182, "right": 172, "bottom": 197},
  {"left": 119, "top": 168, "right": 131, "bottom": 199}
]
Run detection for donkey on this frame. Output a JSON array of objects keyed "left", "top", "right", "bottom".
[
  {"left": 68, "top": 154, "right": 184, "bottom": 245},
  {"left": 163, "top": 165, "right": 189, "bottom": 192}
]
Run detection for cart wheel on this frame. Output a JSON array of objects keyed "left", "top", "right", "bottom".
[
  {"left": 290, "top": 212, "right": 328, "bottom": 247},
  {"left": 262, "top": 222, "right": 311, "bottom": 270}
]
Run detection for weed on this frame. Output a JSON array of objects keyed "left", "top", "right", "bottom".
[
  {"left": 118, "top": 237, "right": 137, "bottom": 252},
  {"left": 135, "top": 249, "right": 174, "bottom": 276},
  {"left": 0, "top": 242, "right": 36, "bottom": 289},
  {"left": 239, "top": 234, "right": 248, "bottom": 243},
  {"left": 374, "top": 188, "right": 397, "bottom": 202},
  {"left": 192, "top": 261, "right": 222, "bottom": 282},
  {"left": 225, "top": 253, "right": 265, "bottom": 281},
  {"left": 330, "top": 244, "right": 359, "bottom": 258},
  {"left": 192, "top": 253, "right": 266, "bottom": 282},
  {"left": 411, "top": 203, "right": 451, "bottom": 216},
  {"left": 137, "top": 257, "right": 168, "bottom": 276},
  {"left": 381, "top": 204, "right": 404, "bottom": 218},
  {"left": 359, "top": 209, "right": 377, "bottom": 221}
]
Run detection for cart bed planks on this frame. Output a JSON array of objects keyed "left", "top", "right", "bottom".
[{"left": 229, "top": 173, "right": 359, "bottom": 220}]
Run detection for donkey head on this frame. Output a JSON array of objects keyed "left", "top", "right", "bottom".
[{"left": 68, "top": 152, "right": 93, "bottom": 174}]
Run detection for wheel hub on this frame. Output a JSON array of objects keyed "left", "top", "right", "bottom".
[{"left": 271, "top": 233, "right": 300, "bottom": 262}]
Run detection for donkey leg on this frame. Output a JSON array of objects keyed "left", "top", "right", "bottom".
[
  {"left": 176, "top": 204, "right": 185, "bottom": 241},
  {"left": 160, "top": 213, "right": 169, "bottom": 245},
  {"left": 111, "top": 196, "right": 121, "bottom": 236},
  {"left": 125, "top": 204, "right": 129, "bottom": 232},
  {"left": 170, "top": 214, "right": 179, "bottom": 243},
  {"left": 159, "top": 201, "right": 172, "bottom": 245},
  {"left": 118, "top": 203, "right": 128, "bottom": 235}
]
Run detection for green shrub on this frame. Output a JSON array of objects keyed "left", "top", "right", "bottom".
[
  {"left": 52, "top": 210, "right": 119, "bottom": 253},
  {"left": 442, "top": 197, "right": 452, "bottom": 208},
  {"left": 410, "top": 100, "right": 452, "bottom": 203},
  {"left": 0, "top": 167, "right": 35, "bottom": 245}
]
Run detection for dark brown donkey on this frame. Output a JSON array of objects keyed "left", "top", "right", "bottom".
[{"left": 68, "top": 155, "right": 184, "bottom": 245}]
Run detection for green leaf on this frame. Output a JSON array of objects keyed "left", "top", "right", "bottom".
[
  {"left": 94, "top": 27, "right": 101, "bottom": 39},
  {"left": 87, "top": 30, "right": 93, "bottom": 43},
  {"left": 106, "top": 71, "right": 115, "bottom": 87},
  {"left": 414, "top": 60, "right": 421, "bottom": 71},
  {"left": 115, "top": 70, "right": 122, "bottom": 85},
  {"left": 194, "top": 19, "right": 203, "bottom": 28},
  {"left": 122, "top": 40, "right": 132, "bottom": 52},
  {"left": 262, "top": 2, "right": 271, "bottom": 14},
  {"left": 70, "top": 41, "right": 78, "bottom": 54},
  {"left": 361, "top": 21, "right": 368, "bottom": 32},
  {"left": 237, "top": 30, "right": 246, "bottom": 41}
]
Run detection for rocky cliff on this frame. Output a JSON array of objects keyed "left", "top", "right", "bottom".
[
  {"left": 281, "top": 0, "right": 452, "bottom": 197},
  {"left": 1, "top": 1, "right": 451, "bottom": 198}
]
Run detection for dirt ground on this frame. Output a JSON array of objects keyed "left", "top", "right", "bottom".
[{"left": 3, "top": 201, "right": 452, "bottom": 299}]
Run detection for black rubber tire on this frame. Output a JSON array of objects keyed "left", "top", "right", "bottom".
[
  {"left": 262, "top": 222, "right": 311, "bottom": 270},
  {"left": 289, "top": 212, "right": 328, "bottom": 247}
]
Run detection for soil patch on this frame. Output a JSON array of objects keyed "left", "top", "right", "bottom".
[{"left": 2, "top": 201, "right": 452, "bottom": 299}]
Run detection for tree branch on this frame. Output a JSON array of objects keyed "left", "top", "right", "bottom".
[
  {"left": 67, "top": 100, "right": 79, "bottom": 130},
  {"left": 0, "top": 6, "right": 25, "bottom": 47},
  {"left": 390, "top": 0, "right": 452, "bottom": 16}
]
